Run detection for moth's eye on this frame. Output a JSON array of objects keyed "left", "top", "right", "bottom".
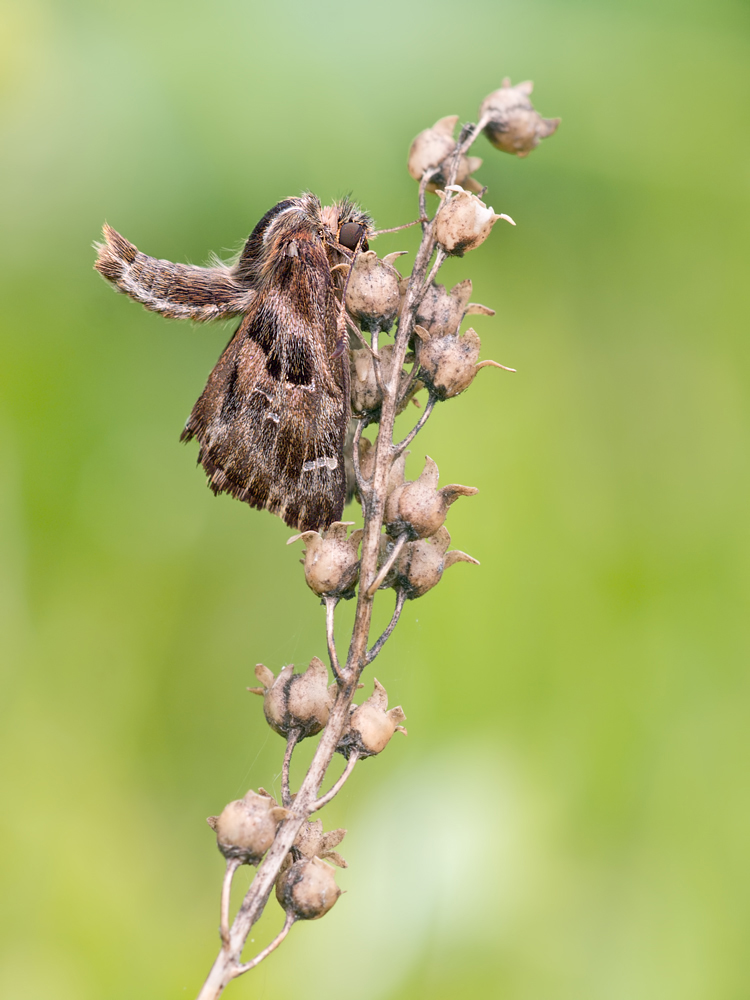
[{"left": 338, "top": 222, "right": 368, "bottom": 252}]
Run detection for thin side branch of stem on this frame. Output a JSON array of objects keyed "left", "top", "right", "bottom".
[
  {"left": 366, "top": 588, "right": 407, "bottom": 664},
  {"left": 395, "top": 393, "right": 436, "bottom": 456},
  {"left": 419, "top": 167, "right": 439, "bottom": 227},
  {"left": 312, "top": 751, "right": 359, "bottom": 812},
  {"left": 423, "top": 247, "right": 447, "bottom": 291},
  {"left": 366, "top": 534, "right": 407, "bottom": 599},
  {"left": 232, "top": 913, "right": 296, "bottom": 977},
  {"left": 282, "top": 729, "right": 301, "bottom": 808},
  {"left": 324, "top": 597, "right": 341, "bottom": 683},
  {"left": 221, "top": 859, "right": 242, "bottom": 949}
]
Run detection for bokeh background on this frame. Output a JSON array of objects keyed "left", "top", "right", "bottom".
[{"left": 2, "top": 0, "right": 749, "bottom": 997}]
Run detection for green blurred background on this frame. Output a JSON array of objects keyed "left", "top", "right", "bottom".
[{"left": 2, "top": 0, "right": 749, "bottom": 997}]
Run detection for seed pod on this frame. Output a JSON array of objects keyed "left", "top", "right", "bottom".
[
  {"left": 294, "top": 820, "right": 348, "bottom": 868},
  {"left": 276, "top": 856, "right": 342, "bottom": 920},
  {"left": 248, "top": 656, "right": 334, "bottom": 738},
  {"left": 208, "top": 789, "right": 290, "bottom": 865},
  {"left": 480, "top": 78, "right": 560, "bottom": 157},
  {"left": 345, "top": 251, "right": 406, "bottom": 332},
  {"left": 407, "top": 115, "right": 483, "bottom": 193},
  {"left": 357, "top": 439, "right": 408, "bottom": 498},
  {"left": 417, "top": 325, "right": 510, "bottom": 400},
  {"left": 337, "top": 679, "right": 407, "bottom": 759},
  {"left": 434, "top": 186, "right": 515, "bottom": 257},
  {"left": 394, "top": 526, "right": 478, "bottom": 599},
  {"left": 385, "top": 455, "right": 477, "bottom": 540},
  {"left": 409, "top": 278, "right": 494, "bottom": 339},
  {"left": 350, "top": 345, "right": 415, "bottom": 418},
  {"left": 288, "top": 521, "right": 362, "bottom": 598}
]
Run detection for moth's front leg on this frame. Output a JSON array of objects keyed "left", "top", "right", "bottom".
[{"left": 330, "top": 308, "right": 350, "bottom": 360}]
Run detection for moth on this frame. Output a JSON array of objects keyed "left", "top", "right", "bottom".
[{"left": 95, "top": 194, "right": 373, "bottom": 532}]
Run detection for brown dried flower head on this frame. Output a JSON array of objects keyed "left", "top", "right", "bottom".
[
  {"left": 248, "top": 656, "right": 334, "bottom": 738},
  {"left": 345, "top": 250, "right": 406, "bottom": 332},
  {"left": 407, "top": 115, "right": 483, "bottom": 193},
  {"left": 434, "top": 186, "right": 515, "bottom": 257},
  {"left": 408, "top": 277, "right": 494, "bottom": 339},
  {"left": 337, "top": 678, "right": 407, "bottom": 759},
  {"left": 385, "top": 455, "right": 477, "bottom": 539},
  {"left": 395, "top": 525, "right": 478, "bottom": 599},
  {"left": 416, "top": 324, "right": 512, "bottom": 400},
  {"left": 480, "top": 78, "right": 560, "bottom": 157},
  {"left": 294, "top": 820, "right": 348, "bottom": 868},
  {"left": 358, "top": 440, "right": 408, "bottom": 498},
  {"left": 350, "top": 345, "right": 415, "bottom": 418},
  {"left": 276, "top": 856, "right": 342, "bottom": 921},
  {"left": 207, "top": 789, "right": 290, "bottom": 865},
  {"left": 288, "top": 521, "right": 362, "bottom": 598}
]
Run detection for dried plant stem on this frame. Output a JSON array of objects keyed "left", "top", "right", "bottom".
[
  {"left": 197, "top": 683, "right": 362, "bottom": 999},
  {"left": 196, "top": 119, "right": 489, "bottom": 1000}
]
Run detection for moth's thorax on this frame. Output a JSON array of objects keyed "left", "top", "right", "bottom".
[{"left": 320, "top": 204, "right": 339, "bottom": 233}]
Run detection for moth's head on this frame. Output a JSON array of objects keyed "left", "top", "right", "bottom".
[
  {"left": 235, "top": 194, "right": 374, "bottom": 283},
  {"left": 321, "top": 198, "right": 373, "bottom": 255}
]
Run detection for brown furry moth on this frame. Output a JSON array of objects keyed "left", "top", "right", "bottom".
[{"left": 95, "top": 195, "right": 372, "bottom": 532}]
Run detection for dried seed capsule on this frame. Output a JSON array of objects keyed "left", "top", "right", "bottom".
[
  {"left": 294, "top": 820, "right": 348, "bottom": 868},
  {"left": 350, "top": 349, "right": 384, "bottom": 415},
  {"left": 248, "top": 656, "right": 334, "bottom": 738},
  {"left": 350, "top": 345, "right": 415, "bottom": 418},
  {"left": 288, "top": 521, "right": 362, "bottom": 598},
  {"left": 480, "top": 78, "right": 560, "bottom": 157},
  {"left": 337, "top": 679, "right": 407, "bottom": 759},
  {"left": 417, "top": 325, "right": 510, "bottom": 400},
  {"left": 434, "top": 186, "right": 515, "bottom": 257},
  {"left": 394, "top": 526, "right": 478, "bottom": 599},
  {"left": 385, "top": 455, "right": 477, "bottom": 540},
  {"left": 208, "top": 789, "right": 290, "bottom": 865},
  {"left": 407, "top": 115, "right": 484, "bottom": 193},
  {"left": 357, "top": 439, "right": 407, "bottom": 497},
  {"left": 345, "top": 251, "right": 405, "bottom": 332},
  {"left": 410, "top": 278, "right": 494, "bottom": 339},
  {"left": 276, "top": 856, "right": 342, "bottom": 920}
]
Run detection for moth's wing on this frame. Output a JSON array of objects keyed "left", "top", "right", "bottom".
[{"left": 181, "top": 273, "right": 348, "bottom": 532}]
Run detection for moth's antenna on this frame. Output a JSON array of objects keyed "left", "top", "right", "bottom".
[{"left": 370, "top": 219, "right": 426, "bottom": 237}]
